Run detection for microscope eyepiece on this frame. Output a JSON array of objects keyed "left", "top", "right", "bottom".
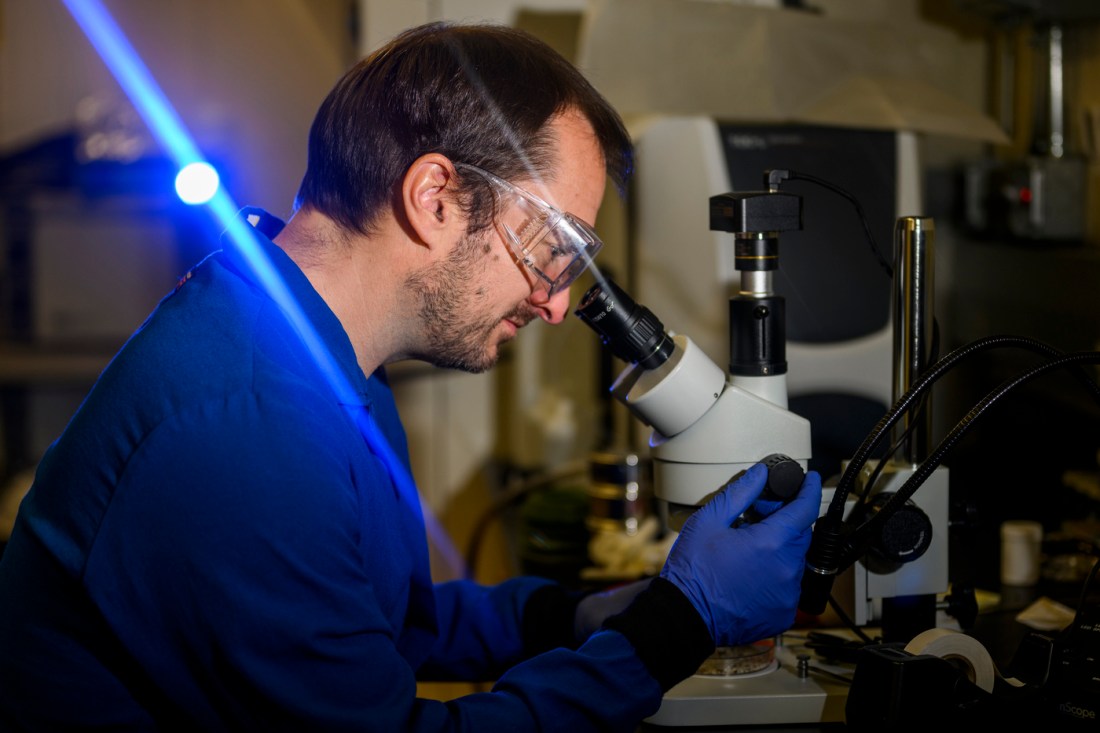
[{"left": 575, "top": 279, "right": 675, "bottom": 370}]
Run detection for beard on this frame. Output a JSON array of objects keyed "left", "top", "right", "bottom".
[{"left": 405, "top": 229, "right": 536, "bottom": 374}]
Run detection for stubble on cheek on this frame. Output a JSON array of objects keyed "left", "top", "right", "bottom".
[{"left": 402, "top": 229, "right": 524, "bottom": 373}]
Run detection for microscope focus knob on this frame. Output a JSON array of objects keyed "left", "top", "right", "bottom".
[
  {"left": 863, "top": 493, "right": 933, "bottom": 570},
  {"left": 760, "top": 453, "right": 804, "bottom": 502}
]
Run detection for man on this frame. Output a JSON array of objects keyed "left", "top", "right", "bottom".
[{"left": 0, "top": 21, "right": 822, "bottom": 732}]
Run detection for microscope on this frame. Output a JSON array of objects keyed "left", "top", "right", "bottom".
[
  {"left": 575, "top": 172, "right": 952, "bottom": 727},
  {"left": 576, "top": 176, "right": 811, "bottom": 527}
]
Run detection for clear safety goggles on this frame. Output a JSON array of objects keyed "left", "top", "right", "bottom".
[{"left": 455, "top": 163, "right": 603, "bottom": 297}]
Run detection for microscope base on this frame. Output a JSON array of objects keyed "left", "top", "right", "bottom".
[{"left": 643, "top": 639, "right": 851, "bottom": 729}]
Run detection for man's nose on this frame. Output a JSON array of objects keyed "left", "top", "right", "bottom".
[{"left": 529, "top": 286, "right": 572, "bottom": 325}]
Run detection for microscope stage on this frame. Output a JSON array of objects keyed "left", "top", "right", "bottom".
[{"left": 645, "top": 641, "right": 851, "bottom": 728}]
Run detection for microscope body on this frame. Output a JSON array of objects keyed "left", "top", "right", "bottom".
[
  {"left": 608, "top": 332, "right": 811, "bottom": 515},
  {"left": 578, "top": 184, "right": 812, "bottom": 515}
]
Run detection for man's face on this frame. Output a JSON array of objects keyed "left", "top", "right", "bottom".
[
  {"left": 406, "top": 225, "right": 535, "bottom": 373},
  {"left": 409, "top": 110, "right": 607, "bottom": 373}
]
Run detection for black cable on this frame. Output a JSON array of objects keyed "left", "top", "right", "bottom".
[
  {"left": 843, "top": 350, "right": 1100, "bottom": 563},
  {"left": 784, "top": 170, "right": 894, "bottom": 279},
  {"left": 774, "top": 167, "right": 942, "bottom": 490},
  {"left": 769, "top": 167, "right": 897, "bottom": 506},
  {"left": 826, "top": 595, "right": 876, "bottom": 644},
  {"left": 804, "top": 664, "right": 855, "bottom": 685},
  {"left": 464, "top": 461, "right": 587, "bottom": 581},
  {"left": 802, "top": 337, "right": 1100, "bottom": 616},
  {"left": 852, "top": 393, "right": 927, "bottom": 507},
  {"left": 826, "top": 335, "right": 1100, "bottom": 525},
  {"left": 764, "top": 174, "right": 1100, "bottom": 623}
]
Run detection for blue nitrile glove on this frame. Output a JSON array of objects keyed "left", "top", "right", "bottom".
[
  {"left": 574, "top": 577, "right": 654, "bottom": 643},
  {"left": 659, "top": 463, "right": 822, "bottom": 647}
]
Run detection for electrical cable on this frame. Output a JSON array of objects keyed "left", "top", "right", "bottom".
[
  {"left": 782, "top": 169, "right": 894, "bottom": 280},
  {"left": 781, "top": 168, "right": 947, "bottom": 499},
  {"left": 464, "top": 460, "right": 588, "bottom": 581},
  {"left": 827, "top": 335, "right": 1100, "bottom": 524},
  {"left": 843, "top": 350, "right": 1100, "bottom": 565},
  {"left": 804, "top": 663, "right": 855, "bottom": 686},
  {"left": 853, "top": 396, "right": 925, "bottom": 504},
  {"left": 766, "top": 167, "right": 900, "bottom": 506},
  {"left": 826, "top": 595, "right": 876, "bottom": 644},
  {"left": 801, "top": 337, "right": 1100, "bottom": 615},
  {"left": 767, "top": 172, "right": 1100, "bottom": 630},
  {"left": 768, "top": 167, "right": 946, "bottom": 498}
]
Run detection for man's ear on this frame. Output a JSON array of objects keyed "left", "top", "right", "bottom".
[{"left": 401, "top": 154, "right": 464, "bottom": 250}]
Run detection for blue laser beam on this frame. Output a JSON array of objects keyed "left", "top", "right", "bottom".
[
  {"left": 62, "top": 0, "right": 467, "bottom": 579},
  {"left": 62, "top": 0, "right": 202, "bottom": 167}
]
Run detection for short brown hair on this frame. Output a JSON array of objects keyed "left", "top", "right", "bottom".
[{"left": 293, "top": 21, "right": 633, "bottom": 236}]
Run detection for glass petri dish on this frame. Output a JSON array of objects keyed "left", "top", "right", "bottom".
[{"left": 696, "top": 638, "right": 777, "bottom": 676}]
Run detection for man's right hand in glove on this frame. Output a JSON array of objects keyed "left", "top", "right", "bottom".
[{"left": 659, "top": 463, "right": 822, "bottom": 647}]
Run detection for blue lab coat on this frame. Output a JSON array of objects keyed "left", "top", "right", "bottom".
[{"left": 0, "top": 209, "right": 710, "bottom": 731}]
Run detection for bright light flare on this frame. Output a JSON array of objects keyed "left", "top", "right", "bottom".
[{"left": 174, "top": 162, "right": 220, "bottom": 205}]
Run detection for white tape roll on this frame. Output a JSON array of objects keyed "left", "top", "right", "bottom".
[{"left": 903, "top": 628, "right": 997, "bottom": 693}]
